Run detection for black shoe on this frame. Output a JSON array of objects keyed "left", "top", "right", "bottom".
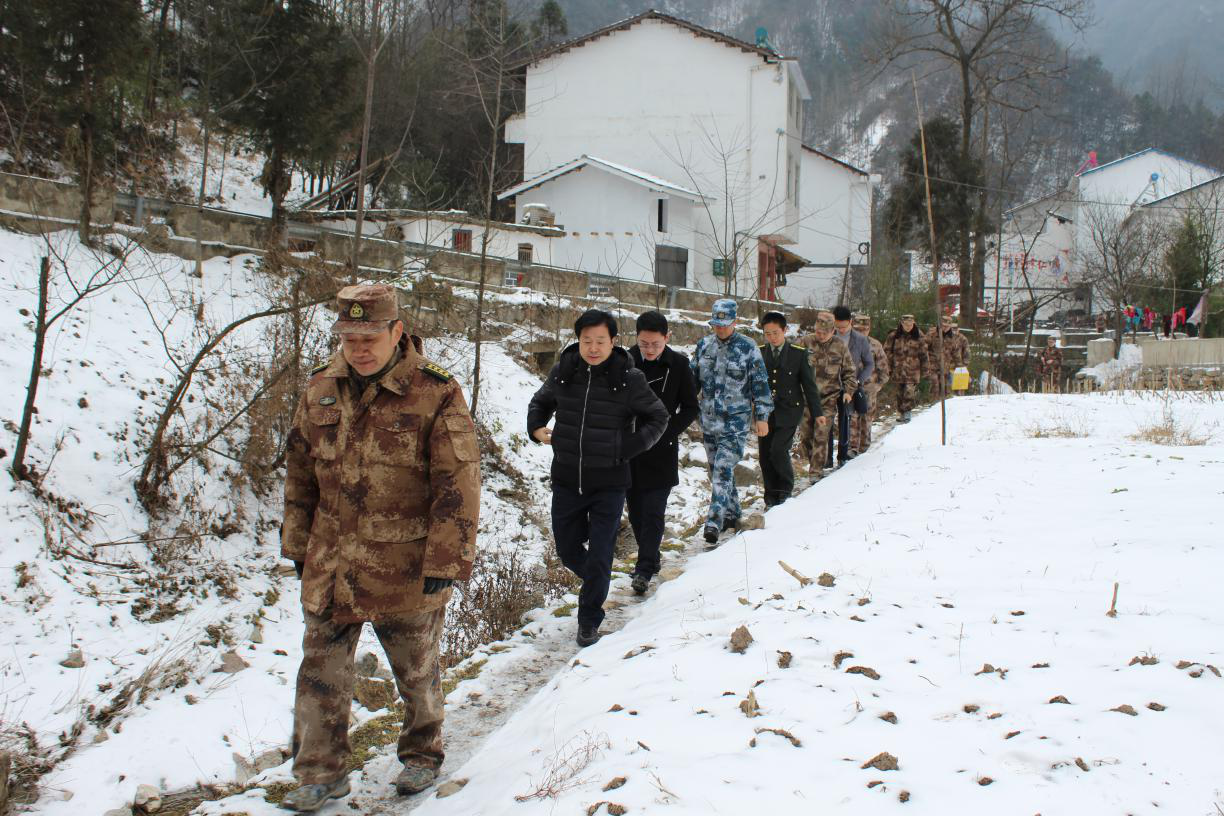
[
  {"left": 703, "top": 526, "right": 719, "bottom": 544},
  {"left": 899, "top": 412, "right": 911, "bottom": 424},
  {"left": 631, "top": 572, "right": 650, "bottom": 595},
  {"left": 577, "top": 625, "right": 601, "bottom": 647},
  {"left": 844, "top": 452, "right": 857, "bottom": 461},
  {"left": 722, "top": 517, "right": 739, "bottom": 532}
]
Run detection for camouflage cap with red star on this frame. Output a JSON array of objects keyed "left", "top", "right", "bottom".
[{"left": 331, "top": 284, "right": 400, "bottom": 335}]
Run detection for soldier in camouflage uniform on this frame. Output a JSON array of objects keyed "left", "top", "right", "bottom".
[
  {"left": 850, "top": 314, "right": 889, "bottom": 453},
  {"left": 1036, "top": 336, "right": 1063, "bottom": 392},
  {"left": 926, "top": 315, "right": 969, "bottom": 398},
  {"left": 885, "top": 314, "right": 929, "bottom": 423},
  {"left": 691, "top": 299, "right": 773, "bottom": 544},
  {"left": 280, "top": 285, "right": 480, "bottom": 811},
  {"left": 797, "top": 315, "right": 855, "bottom": 479}
]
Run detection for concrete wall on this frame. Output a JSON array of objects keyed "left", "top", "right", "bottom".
[
  {"left": 510, "top": 165, "right": 699, "bottom": 284},
  {"left": 1141, "top": 338, "right": 1224, "bottom": 367}
]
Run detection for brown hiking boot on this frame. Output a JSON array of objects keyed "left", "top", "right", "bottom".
[{"left": 394, "top": 764, "right": 438, "bottom": 796}]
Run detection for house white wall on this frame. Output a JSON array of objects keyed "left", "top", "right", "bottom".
[
  {"left": 993, "top": 150, "right": 1221, "bottom": 320},
  {"left": 783, "top": 149, "right": 873, "bottom": 306},
  {"left": 509, "top": 166, "right": 699, "bottom": 283},
  {"left": 505, "top": 17, "right": 805, "bottom": 297}
]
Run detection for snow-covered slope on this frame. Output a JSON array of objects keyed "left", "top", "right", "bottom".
[
  {"left": 412, "top": 392, "right": 1224, "bottom": 815},
  {"left": 0, "top": 227, "right": 575, "bottom": 813}
]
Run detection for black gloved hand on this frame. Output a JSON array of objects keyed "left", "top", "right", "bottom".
[
  {"left": 422, "top": 577, "right": 454, "bottom": 595},
  {"left": 293, "top": 560, "right": 304, "bottom": 579}
]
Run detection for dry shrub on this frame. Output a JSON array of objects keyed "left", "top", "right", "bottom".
[
  {"left": 0, "top": 724, "right": 54, "bottom": 806},
  {"left": 1023, "top": 413, "right": 1091, "bottom": 439},
  {"left": 441, "top": 545, "right": 576, "bottom": 668},
  {"left": 1128, "top": 414, "right": 1213, "bottom": 446},
  {"left": 514, "top": 730, "right": 611, "bottom": 802}
]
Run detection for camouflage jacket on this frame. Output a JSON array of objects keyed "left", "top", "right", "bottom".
[
  {"left": 862, "top": 333, "right": 890, "bottom": 391},
  {"left": 802, "top": 333, "right": 857, "bottom": 409},
  {"left": 282, "top": 336, "right": 480, "bottom": 622},
  {"left": 1037, "top": 346, "right": 1063, "bottom": 376},
  {"left": 691, "top": 331, "right": 774, "bottom": 433},
  {"left": 885, "top": 326, "right": 929, "bottom": 384},
  {"left": 925, "top": 327, "right": 969, "bottom": 376}
]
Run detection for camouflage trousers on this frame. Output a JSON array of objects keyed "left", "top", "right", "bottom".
[
  {"left": 850, "top": 385, "right": 879, "bottom": 453},
  {"left": 703, "top": 430, "right": 748, "bottom": 528},
  {"left": 291, "top": 605, "right": 445, "bottom": 785},
  {"left": 798, "top": 399, "right": 837, "bottom": 476},
  {"left": 896, "top": 382, "right": 920, "bottom": 414}
]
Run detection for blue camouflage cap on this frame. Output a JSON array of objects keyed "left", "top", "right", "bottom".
[{"left": 709, "top": 298, "right": 738, "bottom": 327}]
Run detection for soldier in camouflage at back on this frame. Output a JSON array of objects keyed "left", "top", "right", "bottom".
[
  {"left": 850, "top": 313, "right": 889, "bottom": 453},
  {"left": 798, "top": 315, "right": 855, "bottom": 479},
  {"left": 926, "top": 315, "right": 969, "bottom": 397},
  {"left": 691, "top": 299, "right": 773, "bottom": 544},
  {"left": 885, "top": 314, "right": 929, "bottom": 423},
  {"left": 279, "top": 285, "right": 480, "bottom": 811},
  {"left": 1036, "top": 336, "right": 1063, "bottom": 392}
]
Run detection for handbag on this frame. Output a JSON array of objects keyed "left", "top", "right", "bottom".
[{"left": 852, "top": 386, "right": 869, "bottom": 415}]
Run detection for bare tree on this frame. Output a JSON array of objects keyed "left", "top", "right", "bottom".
[
  {"left": 872, "top": 0, "right": 1092, "bottom": 327},
  {"left": 1080, "top": 201, "right": 1168, "bottom": 356},
  {"left": 10, "top": 235, "right": 143, "bottom": 482},
  {"left": 441, "top": 4, "right": 536, "bottom": 415},
  {"left": 659, "top": 121, "right": 795, "bottom": 303}
]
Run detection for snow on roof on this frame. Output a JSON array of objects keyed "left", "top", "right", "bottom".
[
  {"left": 516, "top": 9, "right": 785, "bottom": 69},
  {"left": 800, "top": 144, "right": 868, "bottom": 177},
  {"left": 1139, "top": 173, "right": 1224, "bottom": 208},
  {"left": 497, "top": 155, "right": 710, "bottom": 202},
  {"left": 1077, "top": 147, "right": 1220, "bottom": 179}
]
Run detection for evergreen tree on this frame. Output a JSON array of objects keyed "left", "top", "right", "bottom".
[
  {"left": 884, "top": 117, "right": 988, "bottom": 267},
  {"left": 7, "top": 0, "right": 146, "bottom": 240},
  {"left": 533, "top": 0, "right": 568, "bottom": 43},
  {"left": 213, "top": 0, "right": 360, "bottom": 238}
]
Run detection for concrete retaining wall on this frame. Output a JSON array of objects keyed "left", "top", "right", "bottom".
[{"left": 1142, "top": 338, "right": 1224, "bottom": 368}]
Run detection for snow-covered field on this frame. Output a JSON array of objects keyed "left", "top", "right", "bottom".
[{"left": 411, "top": 392, "right": 1224, "bottom": 816}]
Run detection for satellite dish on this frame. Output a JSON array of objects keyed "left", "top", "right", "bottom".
[{"left": 1150, "top": 173, "right": 1160, "bottom": 182}]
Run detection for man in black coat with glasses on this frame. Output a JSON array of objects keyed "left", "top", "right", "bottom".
[{"left": 626, "top": 310, "right": 699, "bottom": 595}]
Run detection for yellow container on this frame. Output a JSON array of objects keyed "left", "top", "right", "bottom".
[{"left": 951, "top": 367, "right": 970, "bottom": 391}]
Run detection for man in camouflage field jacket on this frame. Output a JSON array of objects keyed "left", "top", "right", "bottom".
[
  {"left": 885, "top": 314, "right": 929, "bottom": 423},
  {"left": 280, "top": 284, "right": 480, "bottom": 810},
  {"left": 798, "top": 315, "right": 856, "bottom": 479},
  {"left": 1036, "top": 336, "right": 1063, "bottom": 392},
  {"left": 850, "top": 313, "right": 889, "bottom": 454},
  {"left": 926, "top": 315, "right": 969, "bottom": 397},
  {"left": 691, "top": 299, "right": 773, "bottom": 544}
]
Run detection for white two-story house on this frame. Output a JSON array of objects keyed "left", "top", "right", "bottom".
[
  {"left": 499, "top": 10, "right": 873, "bottom": 305},
  {"left": 998, "top": 147, "right": 1220, "bottom": 320}
]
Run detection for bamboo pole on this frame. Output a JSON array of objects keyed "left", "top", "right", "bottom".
[{"left": 912, "top": 73, "right": 947, "bottom": 445}]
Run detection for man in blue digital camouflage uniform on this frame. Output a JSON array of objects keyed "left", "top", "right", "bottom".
[{"left": 691, "top": 299, "right": 774, "bottom": 544}]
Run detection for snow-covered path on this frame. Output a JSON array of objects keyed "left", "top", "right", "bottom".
[{"left": 402, "top": 392, "right": 1224, "bottom": 815}]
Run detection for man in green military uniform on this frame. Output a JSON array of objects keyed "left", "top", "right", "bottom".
[
  {"left": 279, "top": 284, "right": 481, "bottom": 811},
  {"left": 758, "top": 312, "right": 823, "bottom": 506}
]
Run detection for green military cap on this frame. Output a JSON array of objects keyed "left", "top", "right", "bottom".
[
  {"left": 332, "top": 284, "right": 400, "bottom": 335},
  {"left": 900, "top": 313, "right": 915, "bottom": 321},
  {"left": 815, "top": 315, "right": 835, "bottom": 331},
  {"left": 853, "top": 313, "right": 871, "bottom": 326}
]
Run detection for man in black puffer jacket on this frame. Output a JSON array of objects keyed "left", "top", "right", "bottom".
[
  {"left": 527, "top": 310, "right": 668, "bottom": 647},
  {"left": 626, "top": 311, "right": 699, "bottom": 595}
]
